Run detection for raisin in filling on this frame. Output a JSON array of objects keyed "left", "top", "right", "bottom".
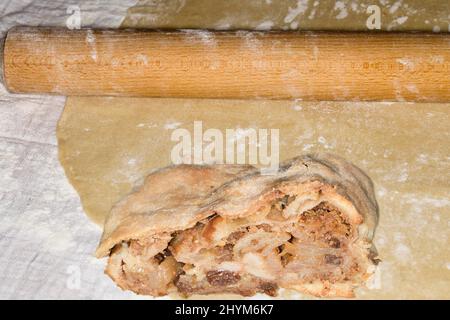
[{"left": 106, "top": 200, "right": 361, "bottom": 297}]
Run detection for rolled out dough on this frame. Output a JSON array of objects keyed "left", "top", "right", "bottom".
[
  {"left": 56, "top": 0, "right": 450, "bottom": 299},
  {"left": 57, "top": 98, "right": 450, "bottom": 299}
]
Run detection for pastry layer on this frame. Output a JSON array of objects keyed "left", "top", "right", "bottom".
[
  {"left": 97, "top": 154, "right": 379, "bottom": 298},
  {"left": 105, "top": 200, "right": 373, "bottom": 297}
]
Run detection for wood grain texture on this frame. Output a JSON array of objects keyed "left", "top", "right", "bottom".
[{"left": 3, "top": 26, "right": 450, "bottom": 101}]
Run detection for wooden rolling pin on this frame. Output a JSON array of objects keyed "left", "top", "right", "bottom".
[{"left": 3, "top": 26, "right": 450, "bottom": 101}]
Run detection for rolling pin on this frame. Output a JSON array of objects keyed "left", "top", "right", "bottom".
[{"left": 3, "top": 26, "right": 450, "bottom": 101}]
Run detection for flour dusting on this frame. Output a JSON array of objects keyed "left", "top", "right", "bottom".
[
  {"left": 387, "top": 14, "right": 410, "bottom": 30},
  {"left": 394, "top": 243, "right": 412, "bottom": 263},
  {"left": 85, "top": 29, "right": 98, "bottom": 61},
  {"left": 256, "top": 21, "right": 274, "bottom": 31},
  {"left": 164, "top": 121, "right": 182, "bottom": 130},
  {"left": 284, "top": 0, "right": 309, "bottom": 24},
  {"left": 389, "top": 1, "right": 402, "bottom": 14}
]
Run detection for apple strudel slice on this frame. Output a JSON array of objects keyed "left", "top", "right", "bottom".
[{"left": 96, "top": 154, "right": 379, "bottom": 298}]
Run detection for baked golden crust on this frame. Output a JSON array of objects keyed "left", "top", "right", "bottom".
[
  {"left": 96, "top": 153, "right": 379, "bottom": 298},
  {"left": 96, "top": 163, "right": 256, "bottom": 257}
]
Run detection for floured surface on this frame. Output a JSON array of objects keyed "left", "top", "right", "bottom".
[
  {"left": 0, "top": 0, "right": 142, "bottom": 299},
  {"left": 58, "top": 98, "right": 450, "bottom": 298},
  {"left": 122, "top": 0, "right": 450, "bottom": 32}
]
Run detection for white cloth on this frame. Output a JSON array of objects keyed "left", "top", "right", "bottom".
[{"left": 0, "top": 0, "right": 144, "bottom": 299}]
